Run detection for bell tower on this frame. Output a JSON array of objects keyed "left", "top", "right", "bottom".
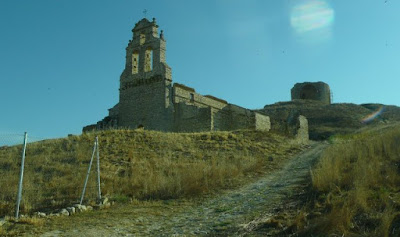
[
  {"left": 120, "top": 17, "right": 171, "bottom": 82},
  {"left": 118, "top": 18, "right": 174, "bottom": 130}
]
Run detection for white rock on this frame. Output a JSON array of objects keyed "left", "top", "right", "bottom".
[
  {"left": 59, "top": 209, "right": 69, "bottom": 216},
  {"left": 73, "top": 204, "right": 82, "bottom": 209},
  {"left": 35, "top": 212, "right": 46, "bottom": 218},
  {"left": 101, "top": 197, "right": 109, "bottom": 205},
  {"left": 66, "top": 207, "right": 75, "bottom": 215},
  {"left": 86, "top": 206, "right": 93, "bottom": 211},
  {"left": 73, "top": 204, "right": 87, "bottom": 212}
]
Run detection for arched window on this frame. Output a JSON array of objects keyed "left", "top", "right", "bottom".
[
  {"left": 132, "top": 51, "right": 139, "bottom": 74},
  {"left": 144, "top": 48, "right": 153, "bottom": 72}
]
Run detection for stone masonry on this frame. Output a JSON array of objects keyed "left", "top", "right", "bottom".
[
  {"left": 291, "top": 82, "right": 331, "bottom": 105},
  {"left": 83, "top": 18, "right": 271, "bottom": 133}
]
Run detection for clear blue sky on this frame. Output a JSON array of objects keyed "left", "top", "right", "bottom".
[{"left": 1, "top": 0, "right": 399, "bottom": 140}]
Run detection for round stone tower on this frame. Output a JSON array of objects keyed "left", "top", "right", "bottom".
[{"left": 291, "top": 82, "right": 331, "bottom": 104}]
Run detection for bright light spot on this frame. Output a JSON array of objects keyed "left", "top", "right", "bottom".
[
  {"left": 290, "top": 0, "right": 334, "bottom": 42},
  {"left": 362, "top": 106, "right": 385, "bottom": 124}
]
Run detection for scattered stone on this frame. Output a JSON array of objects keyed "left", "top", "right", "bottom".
[
  {"left": 34, "top": 212, "right": 46, "bottom": 218},
  {"left": 101, "top": 197, "right": 109, "bottom": 205},
  {"left": 66, "top": 207, "right": 75, "bottom": 215},
  {"left": 73, "top": 204, "right": 87, "bottom": 212},
  {"left": 49, "top": 213, "right": 60, "bottom": 217},
  {"left": 86, "top": 206, "right": 93, "bottom": 211},
  {"left": 59, "top": 209, "right": 69, "bottom": 216}
]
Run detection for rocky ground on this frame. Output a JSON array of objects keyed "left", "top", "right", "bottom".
[{"left": 10, "top": 142, "right": 328, "bottom": 236}]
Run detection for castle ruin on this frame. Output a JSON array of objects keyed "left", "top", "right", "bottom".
[
  {"left": 291, "top": 82, "right": 331, "bottom": 104},
  {"left": 83, "top": 18, "right": 271, "bottom": 133}
]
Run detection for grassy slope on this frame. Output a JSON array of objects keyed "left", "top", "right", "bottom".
[
  {"left": 300, "top": 123, "right": 400, "bottom": 236},
  {"left": 0, "top": 129, "right": 304, "bottom": 218}
]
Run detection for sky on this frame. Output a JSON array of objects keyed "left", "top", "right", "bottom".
[{"left": 1, "top": 0, "right": 399, "bottom": 141}]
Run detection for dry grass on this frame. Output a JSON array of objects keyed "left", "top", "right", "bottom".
[
  {"left": 0, "top": 129, "right": 301, "bottom": 218},
  {"left": 308, "top": 123, "right": 400, "bottom": 236}
]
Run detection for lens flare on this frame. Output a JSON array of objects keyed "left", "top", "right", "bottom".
[
  {"left": 361, "top": 106, "right": 385, "bottom": 124},
  {"left": 290, "top": 0, "right": 334, "bottom": 34}
]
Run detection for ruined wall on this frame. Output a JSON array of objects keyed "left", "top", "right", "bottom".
[
  {"left": 296, "top": 115, "right": 309, "bottom": 143},
  {"left": 227, "top": 105, "right": 256, "bottom": 130},
  {"left": 291, "top": 82, "right": 331, "bottom": 104},
  {"left": 173, "top": 84, "right": 228, "bottom": 110},
  {"left": 172, "top": 84, "right": 270, "bottom": 132},
  {"left": 255, "top": 113, "right": 271, "bottom": 131},
  {"left": 173, "top": 103, "right": 212, "bottom": 132}
]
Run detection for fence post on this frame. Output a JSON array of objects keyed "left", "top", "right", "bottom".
[
  {"left": 79, "top": 138, "right": 97, "bottom": 205},
  {"left": 95, "top": 136, "right": 102, "bottom": 202},
  {"left": 15, "top": 132, "right": 28, "bottom": 219}
]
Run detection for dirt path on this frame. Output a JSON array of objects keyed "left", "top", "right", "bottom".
[{"left": 36, "top": 142, "right": 327, "bottom": 237}]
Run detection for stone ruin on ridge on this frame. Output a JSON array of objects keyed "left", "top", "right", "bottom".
[
  {"left": 83, "top": 17, "right": 317, "bottom": 145},
  {"left": 291, "top": 82, "right": 331, "bottom": 105},
  {"left": 83, "top": 18, "right": 271, "bottom": 133}
]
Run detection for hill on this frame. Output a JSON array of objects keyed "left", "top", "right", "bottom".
[
  {"left": 0, "top": 129, "right": 305, "bottom": 221},
  {"left": 225, "top": 122, "right": 400, "bottom": 236},
  {"left": 261, "top": 100, "right": 400, "bottom": 140}
]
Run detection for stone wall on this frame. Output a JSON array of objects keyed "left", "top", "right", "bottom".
[
  {"left": 173, "top": 83, "right": 228, "bottom": 110},
  {"left": 118, "top": 79, "right": 173, "bottom": 131},
  {"left": 173, "top": 103, "right": 212, "bottom": 132},
  {"left": 255, "top": 113, "right": 271, "bottom": 131},
  {"left": 172, "top": 84, "right": 271, "bottom": 132},
  {"left": 296, "top": 115, "right": 309, "bottom": 143}
]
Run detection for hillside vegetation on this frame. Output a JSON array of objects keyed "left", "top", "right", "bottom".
[
  {"left": 262, "top": 100, "right": 400, "bottom": 140},
  {"left": 302, "top": 123, "right": 400, "bottom": 236},
  {"left": 0, "top": 129, "right": 304, "bottom": 218}
]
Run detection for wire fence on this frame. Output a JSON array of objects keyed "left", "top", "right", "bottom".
[
  {"left": 0, "top": 133, "right": 101, "bottom": 218},
  {"left": 0, "top": 129, "right": 271, "bottom": 219}
]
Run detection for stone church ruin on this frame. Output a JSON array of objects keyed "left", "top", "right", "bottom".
[{"left": 83, "top": 18, "right": 271, "bottom": 133}]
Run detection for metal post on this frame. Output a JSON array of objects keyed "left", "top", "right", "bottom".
[
  {"left": 95, "top": 136, "right": 102, "bottom": 201},
  {"left": 15, "top": 132, "right": 28, "bottom": 219},
  {"left": 79, "top": 139, "right": 97, "bottom": 205}
]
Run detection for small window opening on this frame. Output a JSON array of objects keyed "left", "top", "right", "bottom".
[
  {"left": 132, "top": 51, "right": 139, "bottom": 74},
  {"left": 140, "top": 34, "right": 146, "bottom": 45},
  {"left": 190, "top": 93, "right": 194, "bottom": 101},
  {"left": 144, "top": 48, "right": 153, "bottom": 72}
]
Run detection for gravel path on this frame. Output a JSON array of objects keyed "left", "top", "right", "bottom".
[{"left": 39, "top": 142, "right": 327, "bottom": 237}]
